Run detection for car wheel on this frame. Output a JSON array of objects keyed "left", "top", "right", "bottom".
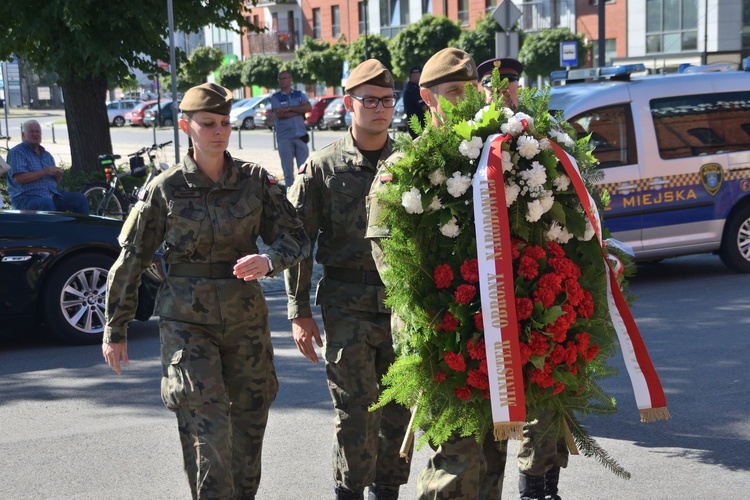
[
  {"left": 163, "top": 117, "right": 174, "bottom": 127},
  {"left": 43, "top": 253, "right": 116, "bottom": 344},
  {"left": 81, "top": 182, "right": 128, "bottom": 221},
  {"left": 719, "top": 203, "right": 750, "bottom": 273},
  {"left": 317, "top": 117, "right": 327, "bottom": 130},
  {"left": 243, "top": 117, "right": 255, "bottom": 130},
  {"left": 113, "top": 116, "right": 125, "bottom": 127}
]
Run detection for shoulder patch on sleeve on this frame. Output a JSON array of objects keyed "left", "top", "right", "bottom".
[
  {"left": 297, "top": 162, "right": 308, "bottom": 175},
  {"left": 267, "top": 173, "right": 277, "bottom": 185}
]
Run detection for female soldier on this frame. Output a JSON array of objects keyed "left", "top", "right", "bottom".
[{"left": 102, "top": 83, "right": 309, "bottom": 499}]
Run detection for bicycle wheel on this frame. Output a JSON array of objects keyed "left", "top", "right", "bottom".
[{"left": 81, "top": 182, "right": 128, "bottom": 220}]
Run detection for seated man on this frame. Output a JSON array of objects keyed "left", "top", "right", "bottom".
[{"left": 6, "top": 120, "right": 89, "bottom": 214}]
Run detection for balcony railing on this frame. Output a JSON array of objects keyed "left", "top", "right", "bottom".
[
  {"left": 520, "top": 0, "right": 575, "bottom": 33},
  {"left": 248, "top": 31, "right": 299, "bottom": 54}
]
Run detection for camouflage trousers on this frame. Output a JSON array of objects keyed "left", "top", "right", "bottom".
[
  {"left": 321, "top": 305, "right": 413, "bottom": 494},
  {"left": 417, "top": 411, "right": 569, "bottom": 499},
  {"left": 160, "top": 318, "right": 279, "bottom": 500}
]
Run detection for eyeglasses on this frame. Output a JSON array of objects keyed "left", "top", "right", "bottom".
[
  {"left": 481, "top": 75, "right": 519, "bottom": 88},
  {"left": 349, "top": 95, "right": 397, "bottom": 109}
]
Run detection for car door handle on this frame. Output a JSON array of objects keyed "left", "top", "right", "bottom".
[
  {"left": 617, "top": 183, "right": 638, "bottom": 192},
  {"left": 2, "top": 255, "right": 32, "bottom": 262},
  {"left": 649, "top": 178, "right": 670, "bottom": 188}
]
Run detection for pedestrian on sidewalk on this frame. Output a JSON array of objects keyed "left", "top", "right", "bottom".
[{"left": 272, "top": 70, "right": 312, "bottom": 188}]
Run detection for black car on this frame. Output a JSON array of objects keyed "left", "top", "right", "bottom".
[
  {"left": 0, "top": 210, "right": 163, "bottom": 344},
  {"left": 143, "top": 100, "right": 180, "bottom": 127}
]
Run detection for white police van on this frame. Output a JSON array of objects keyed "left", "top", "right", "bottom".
[{"left": 549, "top": 64, "right": 750, "bottom": 272}]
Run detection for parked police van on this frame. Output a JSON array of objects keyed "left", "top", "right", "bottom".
[{"left": 549, "top": 64, "right": 750, "bottom": 272}]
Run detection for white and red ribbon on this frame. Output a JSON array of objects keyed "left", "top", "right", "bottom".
[
  {"left": 473, "top": 134, "right": 527, "bottom": 439},
  {"left": 548, "top": 140, "right": 669, "bottom": 422}
]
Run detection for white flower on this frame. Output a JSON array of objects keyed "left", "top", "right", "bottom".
[
  {"left": 579, "top": 220, "right": 596, "bottom": 241},
  {"left": 428, "top": 195, "right": 443, "bottom": 211},
  {"left": 459, "top": 136, "right": 483, "bottom": 159},
  {"left": 446, "top": 171, "right": 473, "bottom": 198},
  {"left": 501, "top": 107, "right": 515, "bottom": 119},
  {"left": 501, "top": 151, "right": 513, "bottom": 173},
  {"left": 526, "top": 200, "right": 544, "bottom": 222},
  {"left": 539, "top": 190, "right": 555, "bottom": 213},
  {"left": 428, "top": 169, "right": 448, "bottom": 186},
  {"left": 501, "top": 117, "right": 524, "bottom": 136},
  {"left": 505, "top": 182, "right": 520, "bottom": 207},
  {"left": 474, "top": 105, "right": 491, "bottom": 122},
  {"left": 440, "top": 217, "right": 460, "bottom": 238},
  {"left": 547, "top": 222, "right": 574, "bottom": 244},
  {"left": 519, "top": 161, "right": 547, "bottom": 190},
  {"left": 401, "top": 188, "right": 423, "bottom": 214},
  {"left": 553, "top": 174, "right": 571, "bottom": 191},
  {"left": 514, "top": 112, "right": 534, "bottom": 128},
  {"left": 517, "top": 135, "right": 541, "bottom": 159},
  {"left": 551, "top": 128, "right": 575, "bottom": 148},
  {"left": 539, "top": 138, "right": 552, "bottom": 151}
]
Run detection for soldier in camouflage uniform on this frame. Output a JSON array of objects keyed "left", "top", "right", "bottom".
[
  {"left": 284, "top": 60, "right": 412, "bottom": 500},
  {"left": 102, "top": 83, "right": 309, "bottom": 500}
]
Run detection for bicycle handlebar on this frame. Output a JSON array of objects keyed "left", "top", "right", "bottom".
[{"left": 128, "top": 140, "right": 173, "bottom": 158}]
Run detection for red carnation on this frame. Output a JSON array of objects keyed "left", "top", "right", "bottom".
[
  {"left": 467, "top": 368, "right": 490, "bottom": 390},
  {"left": 530, "top": 365, "right": 556, "bottom": 388},
  {"left": 454, "top": 284, "right": 477, "bottom": 305},
  {"left": 467, "top": 338, "right": 487, "bottom": 360},
  {"left": 433, "top": 370, "right": 447, "bottom": 382},
  {"left": 528, "top": 331, "right": 550, "bottom": 356},
  {"left": 454, "top": 386, "right": 472, "bottom": 401},
  {"left": 547, "top": 241, "right": 565, "bottom": 258},
  {"left": 575, "top": 332, "right": 591, "bottom": 352},
  {"left": 549, "top": 344, "right": 567, "bottom": 365},
  {"left": 518, "top": 255, "right": 539, "bottom": 280},
  {"left": 473, "top": 312, "right": 484, "bottom": 331},
  {"left": 433, "top": 264, "right": 454, "bottom": 289},
  {"left": 439, "top": 312, "right": 459, "bottom": 331},
  {"left": 548, "top": 316, "right": 568, "bottom": 343},
  {"left": 460, "top": 259, "right": 479, "bottom": 283},
  {"left": 553, "top": 382, "right": 566, "bottom": 395},
  {"left": 525, "top": 244, "right": 546, "bottom": 260},
  {"left": 577, "top": 290, "right": 595, "bottom": 318},
  {"left": 565, "top": 278, "right": 585, "bottom": 306},
  {"left": 479, "top": 358, "right": 488, "bottom": 375},
  {"left": 515, "top": 297, "right": 534, "bottom": 320},
  {"left": 583, "top": 344, "right": 600, "bottom": 362},
  {"left": 444, "top": 351, "right": 467, "bottom": 372},
  {"left": 549, "top": 256, "right": 581, "bottom": 279},
  {"left": 519, "top": 343, "right": 532, "bottom": 365}
]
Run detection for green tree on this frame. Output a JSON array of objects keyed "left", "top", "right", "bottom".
[
  {"left": 178, "top": 46, "right": 225, "bottom": 91},
  {"left": 0, "top": 0, "right": 259, "bottom": 173},
  {"left": 217, "top": 60, "right": 247, "bottom": 91},
  {"left": 389, "top": 15, "right": 462, "bottom": 80},
  {"left": 348, "top": 34, "right": 392, "bottom": 71},
  {"left": 518, "top": 28, "right": 588, "bottom": 80},
  {"left": 295, "top": 36, "right": 347, "bottom": 88},
  {"left": 241, "top": 55, "right": 283, "bottom": 89},
  {"left": 283, "top": 58, "right": 315, "bottom": 86},
  {"left": 455, "top": 16, "right": 527, "bottom": 68}
]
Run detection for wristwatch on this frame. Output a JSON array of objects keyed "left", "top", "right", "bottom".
[{"left": 262, "top": 254, "right": 274, "bottom": 274}]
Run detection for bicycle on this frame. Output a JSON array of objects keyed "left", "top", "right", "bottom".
[
  {"left": 81, "top": 141, "right": 172, "bottom": 220},
  {"left": 0, "top": 136, "right": 11, "bottom": 208}
]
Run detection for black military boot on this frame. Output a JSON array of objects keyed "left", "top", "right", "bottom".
[
  {"left": 519, "top": 472, "right": 546, "bottom": 500},
  {"left": 368, "top": 484, "right": 399, "bottom": 500},
  {"left": 335, "top": 486, "right": 363, "bottom": 500},
  {"left": 544, "top": 466, "right": 562, "bottom": 500}
]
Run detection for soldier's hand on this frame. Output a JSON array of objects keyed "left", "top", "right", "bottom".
[
  {"left": 291, "top": 317, "right": 322, "bottom": 364},
  {"left": 234, "top": 254, "right": 269, "bottom": 281},
  {"left": 102, "top": 342, "right": 129, "bottom": 375}
]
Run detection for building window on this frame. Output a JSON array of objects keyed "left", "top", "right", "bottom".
[
  {"left": 742, "top": 0, "right": 750, "bottom": 52},
  {"left": 458, "top": 0, "right": 469, "bottom": 25},
  {"left": 646, "top": 0, "right": 698, "bottom": 53},
  {"left": 380, "top": 0, "right": 409, "bottom": 38},
  {"left": 211, "top": 26, "right": 234, "bottom": 56},
  {"left": 359, "top": 2, "right": 367, "bottom": 34},
  {"left": 312, "top": 8, "right": 321, "bottom": 39},
  {"left": 331, "top": 6, "right": 341, "bottom": 38},
  {"left": 423, "top": 0, "right": 433, "bottom": 15},
  {"left": 485, "top": 0, "right": 495, "bottom": 15}
]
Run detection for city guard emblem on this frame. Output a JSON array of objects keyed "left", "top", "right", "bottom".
[{"left": 699, "top": 163, "right": 723, "bottom": 196}]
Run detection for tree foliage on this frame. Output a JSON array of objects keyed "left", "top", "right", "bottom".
[
  {"left": 389, "top": 15, "right": 462, "bottom": 80},
  {"left": 295, "top": 36, "right": 347, "bottom": 88},
  {"left": 518, "top": 28, "right": 588, "bottom": 80},
  {"left": 217, "top": 60, "right": 247, "bottom": 91},
  {"left": 455, "top": 16, "right": 527, "bottom": 68},
  {"left": 0, "top": 0, "right": 259, "bottom": 173},
  {"left": 178, "top": 46, "right": 225, "bottom": 91},
  {"left": 348, "top": 34, "right": 392, "bottom": 72},
  {"left": 242, "top": 55, "right": 283, "bottom": 89}
]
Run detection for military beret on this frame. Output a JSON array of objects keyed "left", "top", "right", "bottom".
[
  {"left": 345, "top": 59, "right": 394, "bottom": 92},
  {"left": 477, "top": 58, "right": 525, "bottom": 86},
  {"left": 419, "top": 48, "right": 477, "bottom": 88},
  {"left": 179, "top": 82, "right": 233, "bottom": 115}
]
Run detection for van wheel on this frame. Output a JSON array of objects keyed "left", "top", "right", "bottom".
[{"left": 719, "top": 204, "right": 750, "bottom": 273}]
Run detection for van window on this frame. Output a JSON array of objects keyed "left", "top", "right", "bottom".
[
  {"left": 570, "top": 104, "right": 636, "bottom": 168},
  {"left": 651, "top": 91, "right": 750, "bottom": 159}
]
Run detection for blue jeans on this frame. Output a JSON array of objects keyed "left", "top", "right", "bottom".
[
  {"left": 13, "top": 191, "right": 90, "bottom": 215},
  {"left": 277, "top": 136, "right": 309, "bottom": 187}
]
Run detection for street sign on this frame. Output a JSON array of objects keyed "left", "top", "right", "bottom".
[
  {"left": 496, "top": 32, "right": 520, "bottom": 59},
  {"left": 560, "top": 41, "right": 578, "bottom": 68},
  {"left": 492, "top": 0, "right": 522, "bottom": 32},
  {"left": 341, "top": 60, "right": 350, "bottom": 88}
]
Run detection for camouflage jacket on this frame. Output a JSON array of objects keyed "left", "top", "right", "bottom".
[
  {"left": 284, "top": 131, "right": 393, "bottom": 319},
  {"left": 104, "top": 151, "right": 309, "bottom": 343},
  {"left": 365, "top": 151, "right": 405, "bottom": 279}
]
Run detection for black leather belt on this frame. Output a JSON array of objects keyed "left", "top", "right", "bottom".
[
  {"left": 168, "top": 262, "right": 235, "bottom": 279},
  {"left": 323, "top": 266, "right": 383, "bottom": 286}
]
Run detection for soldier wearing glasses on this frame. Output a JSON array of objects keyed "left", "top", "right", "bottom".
[{"left": 284, "top": 59, "right": 413, "bottom": 500}]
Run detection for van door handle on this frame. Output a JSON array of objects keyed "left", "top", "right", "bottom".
[
  {"left": 617, "top": 182, "right": 638, "bottom": 192},
  {"left": 649, "top": 178, "right": 670, "bottom": 188}
]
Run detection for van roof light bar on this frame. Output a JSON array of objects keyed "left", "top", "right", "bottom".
[{"left": 550, "top": 63, "right": 646, "bottom": 83}]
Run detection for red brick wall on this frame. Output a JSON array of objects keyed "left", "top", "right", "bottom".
[{"left": 576, "top": 0, "right": 627, "bottom": 60}]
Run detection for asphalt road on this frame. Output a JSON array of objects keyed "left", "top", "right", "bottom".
[{"left": 1, "top": 253, "right": 748, "bottom": 499}]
